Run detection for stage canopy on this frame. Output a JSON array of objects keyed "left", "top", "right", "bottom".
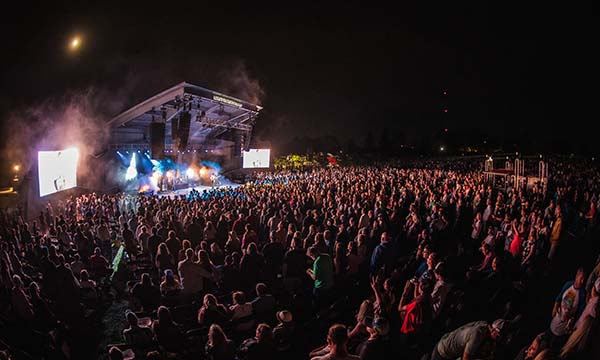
[{"left": 107, "top": 82, "right": 262, "bottom": 151}]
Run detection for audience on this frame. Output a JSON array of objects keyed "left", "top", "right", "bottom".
[{"left": 1, "top": 159, "right": 600, "bottom": 359}]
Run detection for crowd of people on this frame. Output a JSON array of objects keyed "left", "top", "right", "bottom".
[{"left": 1, "top": 158, "right": 600, "bottom": 359}]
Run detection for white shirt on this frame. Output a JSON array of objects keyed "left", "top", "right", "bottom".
[
  {"left": 178, "top": 259, "right": 211, "bottom": 294},
  {"left": 432, "top": 280, "right": 453, "bottom": 316}
]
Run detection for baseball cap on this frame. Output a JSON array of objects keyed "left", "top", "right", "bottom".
[
  {"left": 434, "top": 261, "right": 447, "bottom": 276},
  {"left": 276, "top": 310, "right": 293, "bottom": 323},
  {"left": 491, "top": 319, "right": 506, "bottom": 334}
]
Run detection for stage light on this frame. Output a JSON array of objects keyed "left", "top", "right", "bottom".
[
  {"left": 125, "top": 153, "right": 137, "bottom": 180},
  {"left": 150, "top": 170, "right": 161, "bottom": 189},
  {"left": 13, "top": 165, "right": 20, "bottom": 172},
  {"left": 440, "top": 146, "right": 445, "bottom": 152},
  {"left": 186, "top": 168, "right": 196, "bottom": 178}
]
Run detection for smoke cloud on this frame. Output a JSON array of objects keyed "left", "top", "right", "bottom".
[
  {"left": 217, "top": 60, "right": 265, "bottom": 106},
  {"left": 3, "top": 88, "right": 115, "bottom": 189}
]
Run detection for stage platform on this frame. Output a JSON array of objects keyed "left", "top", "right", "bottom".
[{"left": 156, "top": 182, "right": 242, "bottom": 198}]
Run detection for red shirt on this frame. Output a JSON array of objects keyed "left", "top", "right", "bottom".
[
  {"left": 509, "top": 234, "right": 522, "bottom": 257},
  {"left": 401, "top": 298, "right": 432, "bottom": 334}
]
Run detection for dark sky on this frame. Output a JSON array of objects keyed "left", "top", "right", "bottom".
[{"left": 0, "top": 2, "right": 597, "bottom": 154}]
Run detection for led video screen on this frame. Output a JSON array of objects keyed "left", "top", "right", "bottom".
[
  {"left": 242, "top": 149, "right": 270, "bottom": 168},
  {"left": 38, "top": 148, "right": 79, "bottom": 197}
]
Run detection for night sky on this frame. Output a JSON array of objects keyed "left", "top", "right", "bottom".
[{"left": 0, "top": 2, "right": 597, "bottom": 156}]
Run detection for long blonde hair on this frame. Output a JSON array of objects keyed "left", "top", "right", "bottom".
[
  {"left": 208, "top": 324, "right": 228, "bottom": 348},
  {"left": 560, "top": 315, "right": 599, "bottom": 358},
  {"left": 356, "top": 299, "right": 374, "bottom": 324}
]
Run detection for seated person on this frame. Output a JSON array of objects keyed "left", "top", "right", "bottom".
[
  {"left": 431, "top": 262, "right": 453, "bottom": 318},
  {"left": 418, "top": 252, "right": 438, "bottom": 283},
  {"left": 356, "top": 317, "right": 390, "bottom": 360},
  {"left": 310, "top": 324, "right": 360, "bottom": 360},
  {"left": 80, "top": 269, "right": 97, "bottom": 289},
  {"left": 198, "top": 293, "right": 229, "bottom": 327},
  {"left": 467, "top": 244, "right": 495, "bottom": 281},
  {"left": 431, "top": 319, "right": 505, "bottom": 360},
  {"left": 273, "top": 310, "right": 295, "bottom": 352},
  {"left": 205, "top": 324, "right": 236, "bottom": 360},
  {"left": 80, "top": 269, "right": 98, "bottom": 300},
  {"left": 70, "top": 254, "right": 84, "bottom": 277},
  {"left": 130, "top": 273, "right": 161, "bottom": 312},
  {"left": 398, "top": 277, "right": 433, "bottom": 336},
  {"left": 348, "top": 300, "right": 375, "bottom": 351},
  {"left": 123, "top": 310, "right": 154, "bottom": 353},
  {"left": 159, "top": 269, "right": 181, "bottom": 296},
  {"left": 251, "top": 283, "right": 276, "bottom": 321},
  {"left": 89, "top": 247, "right": 111, "bottom": 277},
  {"left": 514, "top": 333, "right": 550, "bottom": 360},
  {"left": 229, "top": 291, "right": 254, "bottom": 332},
  {"left": 238, "top": 323, "right": 276, "bottom": 360},
  {"left": 108, "top": 347, "right": 123, "bottom": 360},
  {"left": 151, "top": 306, "right": 185, "bottom": 353},
  {"left": 414, "top": 245, "right": 432, "bottom": 279}
]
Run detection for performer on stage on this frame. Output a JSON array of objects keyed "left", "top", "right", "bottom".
[{"left": 210, "top": 173, "right": 220, "bottom": 188}]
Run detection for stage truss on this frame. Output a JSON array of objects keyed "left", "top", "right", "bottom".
[{"left": 107, "top": 82, "right": 262, "bottom": 150}]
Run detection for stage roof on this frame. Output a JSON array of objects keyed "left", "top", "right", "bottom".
[{"left": 108, "top": 82, "right": 262, "bottom": 147}]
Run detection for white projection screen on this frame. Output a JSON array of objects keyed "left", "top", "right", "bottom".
[
  {"left": 38, "top": 148, "right": 79, "bottom": 197},
  {"left": 242, "top": 149, "right": 271, "bottom": 168}
]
